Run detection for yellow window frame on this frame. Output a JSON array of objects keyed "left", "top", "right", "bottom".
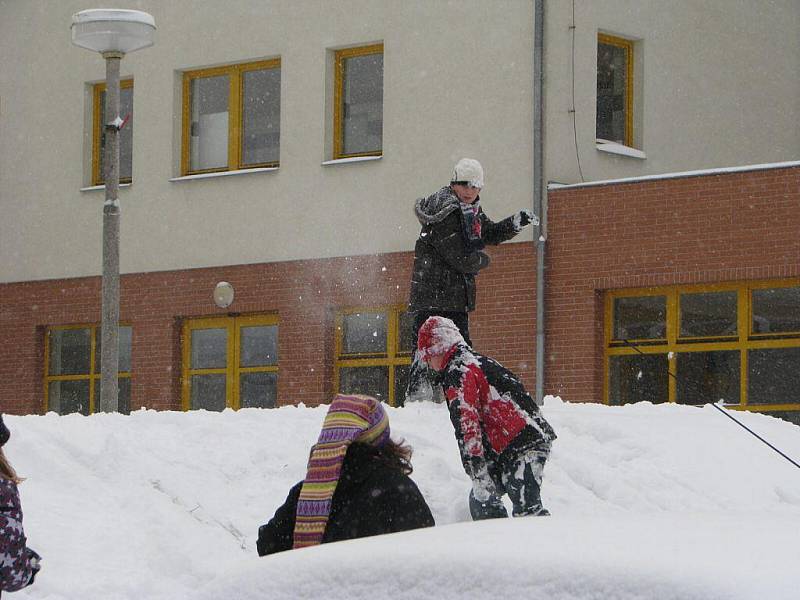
[
  {"left": 181, "top": 58, "right": 281, "bottom": 176},
  {"left": 597, "top": 33, "right": 634, "bottom": 148},
  {"left": 333, "top": 304, "right": 411, "bottom": 407},
  {"left": 604, "top": 279, "right": 800, "bottom": 412},
  {"left": 44, "top": 324, "right": 132, "bottom": 414},
  {"left": 181, "top": 313, "right": 279, "bottom": 410},
  {"left": 333, "top": 43, "right": 384, "bottom": 160},
  {"left": 92, "top": 78, "right": 134, "bottom": 186}
]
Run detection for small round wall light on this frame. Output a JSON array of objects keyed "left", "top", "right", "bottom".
[{"left": 213, "top": 281, "right": 235, "bottom": 308}]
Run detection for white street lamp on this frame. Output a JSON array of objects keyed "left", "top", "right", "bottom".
[
  {"left": 71, "top": 9, "right": 156, "bottom": 413},
  {"left": 71, "top": 9, "right": 156, "bottom": 54}
]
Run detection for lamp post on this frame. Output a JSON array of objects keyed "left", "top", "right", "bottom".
[{"left": 71, "top": 9, "right": 156, "bottom": 413}]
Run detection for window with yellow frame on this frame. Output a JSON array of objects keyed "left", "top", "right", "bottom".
[
  {"left": 333, "top": 43, "right": 383, "bottom": 159},
  {"left": 597, "top": 33, "right": 633, "bottom": 147},
  {"left": 604, "top": 280, "right": 800, "bottom": 423},
  {"left": 44, "top": 324, "right": 132, "bottom": 415},
  {"left": 92, "top": 79, "right": 133, "bottom": 186},
  {"left": 334, "top": 306, "right": 413, "bottom": 406},
  {"left": 181, "top": 59, "right": 281, "bottom": 176},
  {"left": 182, "top": 314, "right": 279, "bottom": 411}
]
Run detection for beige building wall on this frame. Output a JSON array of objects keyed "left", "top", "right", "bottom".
[
  {"left": 545, "top": 0, "right": 800, "bottom": 184},
  {"left": 1, "top": 0, "right": 797, "bottom": 284}
]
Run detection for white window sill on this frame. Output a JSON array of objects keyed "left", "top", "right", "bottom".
[
  {"left": 169, "top": 167, "right": 278, "bottom": 182},
  {"left": 322, "top": 155, "right": 382, "bottom": 166},
  {"left": 596, "top": 141, "right": 646, "bottom": 160},
  {"left": 80, "top": 183, "right": 132, "bottom": 192}
]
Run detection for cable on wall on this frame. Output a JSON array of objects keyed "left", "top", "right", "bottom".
[{"left": 569, "top": 0, "right": 585, "bottom": 182}]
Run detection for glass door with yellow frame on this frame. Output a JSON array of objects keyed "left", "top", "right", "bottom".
[{"left": 182, "top": 314, "right": 279, "bottom": 411}]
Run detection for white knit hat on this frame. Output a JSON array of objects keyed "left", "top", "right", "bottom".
[{"left": 451, "top": 158, "right": 484, "bottom": 188}]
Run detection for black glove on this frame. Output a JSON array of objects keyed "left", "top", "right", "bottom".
[
  {"left": 27, "top": 548, "right": 42, "bottom": 585},
  {"left": 477, "top": 251, "right": 490, "bottom": 269},
  {"left": 517, "top": 209, "right": 539, "bottom": 228}
]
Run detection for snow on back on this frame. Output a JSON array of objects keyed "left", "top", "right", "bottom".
[{"left": 6, "top": 398, "right": 800, "bottom": 599}]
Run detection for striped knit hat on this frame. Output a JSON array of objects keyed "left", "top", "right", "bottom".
[{"left": 292, "top": 394, "right": 390, "bottom": 549}]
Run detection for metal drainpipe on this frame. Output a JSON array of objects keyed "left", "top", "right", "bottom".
[{"left": 533, "top": 0, "right": 546, "bottom": 405}]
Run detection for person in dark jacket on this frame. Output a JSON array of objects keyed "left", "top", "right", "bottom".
[
  {"left": 416, "top": 316, "right": 556, "bottom": 520},
  {"left": 406, "top": 158, "right": 538, "bottom": 403},
  {"left": 257, "top": 394, "right": 434, "bottom": 556},
  {"left": 0, "top": 414, "right": 42, "bottom": 596}
]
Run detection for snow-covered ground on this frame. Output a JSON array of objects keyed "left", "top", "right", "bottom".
[{"left": 7, "top": 398, "right": 800, "bottom": 599}]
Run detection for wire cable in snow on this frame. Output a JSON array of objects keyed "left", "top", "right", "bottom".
[
  {"left": 707, "top": 402, "right": 800, "bottom": 470},
  {"left": 619, "top": 339, "right": 800, "bottom": 472}
]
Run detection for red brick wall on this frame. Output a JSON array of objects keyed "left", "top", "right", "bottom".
[
  {"left": 0, "top": 244, "right": 537, "bottom": 415},
  {"left": 546, "top": 165, "right": 800, "bottom": 403},
  {"left": 3, "top": 166, "right": 797, "bottom": 415}
]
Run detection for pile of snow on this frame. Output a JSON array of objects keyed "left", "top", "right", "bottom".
[{"left": 7, "top": 398, "right": 800, "bottom": 599}]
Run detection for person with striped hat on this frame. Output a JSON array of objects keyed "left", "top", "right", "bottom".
[{"left": 256, "top": 395, "right": 434, "bottom": 556}]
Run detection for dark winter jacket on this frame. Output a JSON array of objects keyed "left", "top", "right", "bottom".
[
  {"left": 437, "top": 344, "right": 556, "bottom": 484},
  {"left": 409, "top": 186, "right": 522, "bottom": 313},
  {"left": 0, "top": 478, "right": 36, "bottom": 594},
  {"left": 256, "top": 443, "right": 435, "bottom": 556}
]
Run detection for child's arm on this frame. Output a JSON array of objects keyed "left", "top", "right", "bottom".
[
  {"left": 0, "top": 479, "right": 35, "bottom": 592},
  {"left": 256, "top": 481, "right": 303, "bottom": 556},
  {"left": 444, "top": 366, "right": 497, "bottom": 500}
]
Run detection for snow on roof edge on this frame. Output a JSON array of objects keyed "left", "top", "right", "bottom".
[{"left": 547, "top": 160, "right": 800, "bottom": 191}]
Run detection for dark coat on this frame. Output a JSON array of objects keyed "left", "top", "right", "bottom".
[
  {"left": 438, "top": 344, "right": 557, "bottom": 482},
  {"left": 257, "top": 444, "right": 435, "bottom": 556},
  {"left": 409, "top": 186, "right": 521, "bottom": 313},
  {"left": 0, "top": 478, "right": 35, "bottom": 594}
]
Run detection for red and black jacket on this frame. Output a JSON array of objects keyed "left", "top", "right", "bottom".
[{"left": 438, "top": 344, "right": 556, "bottom": 478}]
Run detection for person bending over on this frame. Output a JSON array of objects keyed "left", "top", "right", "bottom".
[{"left": 416, "top": 316, "right": 556, "bottom": 520}]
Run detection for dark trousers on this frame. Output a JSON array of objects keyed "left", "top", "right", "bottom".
[
  {"left": 469, "top": 446, "right": 551, "bottom": 520},
  {"left": 404, "top": 311, "right": 472, "bottom": 405}
]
